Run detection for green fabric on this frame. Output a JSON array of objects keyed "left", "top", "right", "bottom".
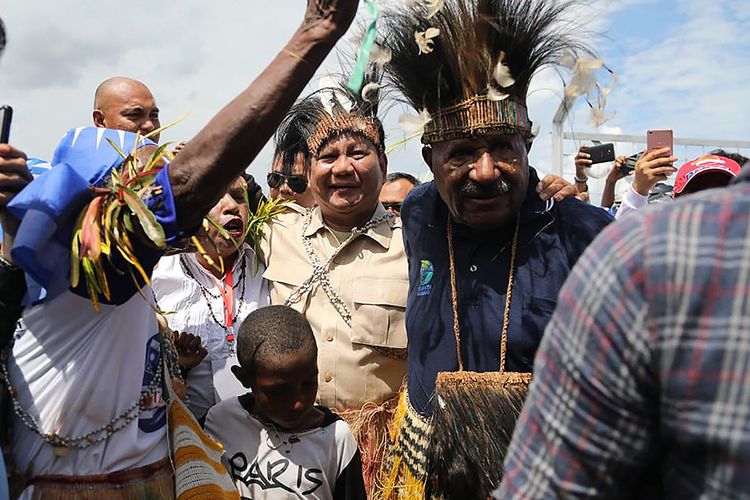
[
  {"left": 330, "top": 229, "right": 352, "bottom": 245},
  {"left": 347, "top": 0, "right": 379, "bottom": 94}
]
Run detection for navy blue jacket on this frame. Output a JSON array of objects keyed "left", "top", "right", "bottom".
[{"left": 401, "top": 168, "right": 613, "bottom": 416}]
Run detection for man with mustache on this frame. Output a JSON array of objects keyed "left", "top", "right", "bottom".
[{"left": 377, "top": 0, "right": 613, "bottom": 497}]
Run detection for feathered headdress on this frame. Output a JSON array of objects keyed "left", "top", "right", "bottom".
[
  {"left": 277, "top": 68, "right": 386, "bottom": 162},
  {"left": 380, "top": 0, "right": 598, "bottom": 143}
]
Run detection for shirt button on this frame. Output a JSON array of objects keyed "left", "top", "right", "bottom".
[
  {"left": 470, "top": 265, "right": 478, "bottom": 272},
  {"left": 324, "top": 372, "right": 333, "bottom": 383},
  {"left": 325, "top": 333, "right": 334, "bottom": 342}
]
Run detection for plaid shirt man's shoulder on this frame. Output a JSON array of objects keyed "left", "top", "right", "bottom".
[{"left": 498, "top": 181, "right": 750, "bottom": 498}]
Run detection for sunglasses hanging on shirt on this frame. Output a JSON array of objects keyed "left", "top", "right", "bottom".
[{"left": 266, "top": 172, "right": 308, "bottom": 194}]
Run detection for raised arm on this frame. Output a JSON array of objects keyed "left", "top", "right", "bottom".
[{"left": 169, "top": 0, "right": 358, "bottom": 230}]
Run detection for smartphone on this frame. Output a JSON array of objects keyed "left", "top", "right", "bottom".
[
  {"left": 619, "top": 151, "right": 643, "bottom": 175},
  {"left": 0, "top": 105, "right": 12, "bottom": 143},
  {"left": 585, "top": 143, "right": 615, "bottom": 164},
  {"left": 647, "top": 129, "right": 672, "bottom": 155}
]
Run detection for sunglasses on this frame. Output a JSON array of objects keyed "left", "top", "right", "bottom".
[
  {"left": 267, "top": 172, "right": 308, "bottom": 194},
  {"left": 382, "top": 202, "right": 402, "bottom": 213}
]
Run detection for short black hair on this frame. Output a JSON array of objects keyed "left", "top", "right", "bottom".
[
  {"left": 709, "top": 149, "right": 749, "bottom": 168},
  {"left": 386, "top": 172, "right": 420, "bottom": 187},
  {"left": 236, "top": 306, "right": 317, "bottom": 376}
]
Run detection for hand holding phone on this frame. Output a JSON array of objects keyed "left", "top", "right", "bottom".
[
  {"left": 647, "top": 129, "right": 673, "bottom": 156},
  {"left": 618, "top": 151, "right": 643, "bottom": 175},
  {"left": 632, "top": 147, "right": 677, "bottom": 196},
  {"left": 0, "top": 105, "right": 12, "bottom": 143}
]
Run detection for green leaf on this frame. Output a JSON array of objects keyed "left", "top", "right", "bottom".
[{"left": 121, "top": 185, "right": 166, "bottom": 248}]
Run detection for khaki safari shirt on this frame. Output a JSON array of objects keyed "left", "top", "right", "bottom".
[{"left": 259, "top": 204, "right": 408, "bottom": 410}]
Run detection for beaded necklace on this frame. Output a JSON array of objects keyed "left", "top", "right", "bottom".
[
  {"left": 284, "top": 209, "right": 393, "bottom": 327},
  {"left": 0, "top": 333, "right": 181, "bottom": 456},
  {"left": 179, "top": 251, "right": 247, "bottom": 351}
]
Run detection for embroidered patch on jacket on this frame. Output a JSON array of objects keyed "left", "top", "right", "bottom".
[{"left": 417, "top": 260, "right": 434, "bottom": 297}]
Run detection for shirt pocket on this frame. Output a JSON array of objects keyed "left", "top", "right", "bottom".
[
  {"left": 263, "top": 261, "right": 307, "bottom": 287},
  {"left": 351, "top": 277, "right": 408, "bottom": 349}
]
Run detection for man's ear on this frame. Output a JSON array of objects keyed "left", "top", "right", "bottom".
[
  {"left": 421, "top": 145, "right": 434, "bottom": 172},
  {"left": 231, "top": 365, "right": 253, "bottom": 389},
  {"left": 92, "top": 109, "right": 106, "bottom": 128},
  {"left": 379, "top": 152, "right": 388, "bottom": 178}
]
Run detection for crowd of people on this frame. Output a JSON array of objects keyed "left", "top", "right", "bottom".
[{"left": 1, "top": 0, "right": 749, "bottom": 499}]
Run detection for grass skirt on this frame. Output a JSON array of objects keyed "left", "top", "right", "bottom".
[{"left": 336, "top": 396, "right": 399, "bottom": 497}]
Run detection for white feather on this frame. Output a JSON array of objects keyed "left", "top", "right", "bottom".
[
  {"left": 487, "top": 86, "right": 510, "bottom": 101},
  {"left": 425, "top": 0, "right": 445, "bottom": 18},
  {"left": 415, "top": 27, "right": 440, "bottom": 55},
  {"left": 398, "top": 108, "right": 433, "bottom": 134},
  {"left": 361, "top": 82, "right": 380, "bottom": 102},
  {"left": 492, "top": 60, "right": 515, "bottom": 88},
  {"left": 370, "top": 44, "right": 392, "bottom": 69}
]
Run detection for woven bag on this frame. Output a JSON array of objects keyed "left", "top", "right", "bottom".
[{"left": 160, "top": 332, "right": 239, "bottom": 499}]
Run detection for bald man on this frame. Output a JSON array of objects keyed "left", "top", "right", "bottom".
[{"left": 92, "top": 76, "right": 161, "bottom": 142}]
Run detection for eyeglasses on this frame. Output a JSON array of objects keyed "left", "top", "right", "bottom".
[
  {"left": 267, "top": 172, "right": 308, "bottom": 194},
  {"left": 382, "top": 202, "right": 402, "bottom": 213}
]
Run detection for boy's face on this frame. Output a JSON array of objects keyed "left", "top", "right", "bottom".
[{"left": 239, "top": 349, "right": 319, "bottom": 430}]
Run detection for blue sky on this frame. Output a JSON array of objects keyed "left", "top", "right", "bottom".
[{"left": 1, "top": 0, "right": 748, "bottom": 199}]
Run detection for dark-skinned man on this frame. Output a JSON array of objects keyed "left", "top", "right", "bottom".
[
  {"left": 377, "top": 0, "right": 613, "bottom": 498},
  {"left": 0, "top": 0, "right": 360, "bottom": 496},
  {"left": 258, "top": 75, "right": 577, "bottom": 494}
]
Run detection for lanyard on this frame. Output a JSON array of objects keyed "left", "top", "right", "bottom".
[{"left": 209, "top": 266, "right": 235, "bottom": 341}]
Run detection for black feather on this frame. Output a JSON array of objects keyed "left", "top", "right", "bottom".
[{"left": 380, "top": 0, "right": 596, "bottom": 113}]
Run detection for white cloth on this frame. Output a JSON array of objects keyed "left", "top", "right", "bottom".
[
  {"left": 615, "top": 184, "right": 649, "bottom": 220},
  {"left": 151, "top": 245, "right": 269, "bottom": 420},
  {"left": 205, "top": 395, "right": 361, "bottom": 500},
  {"left": 9, "top": 290, "right": 168, "bottom": 478}
]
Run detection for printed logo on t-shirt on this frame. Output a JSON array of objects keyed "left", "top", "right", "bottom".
[
  {"left": 138, "top": 333, "right": 167, "bottom": 433},
  {"left": 229, "top": 451, "right": 324, "bottom": 495},
  {"left": 417, "top": 259, "right": 434, "bottom": 297}
]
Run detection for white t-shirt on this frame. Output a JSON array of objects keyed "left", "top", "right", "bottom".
[
  {"left": 10, "top": 289, "right": 168, "bottom": 478},
  {"left": 204, "top": 394, "right": 366, "bottom": 500},
  {"left": 152, "top": 246, "right": 269, "bottom": 420}
]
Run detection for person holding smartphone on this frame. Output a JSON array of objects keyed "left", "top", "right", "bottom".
[
  {"left": 574, "top": 144, "right": 629, "bottom": 208},
  {"left": 615, "top": 147, "right": 678, "bottom": 219}
]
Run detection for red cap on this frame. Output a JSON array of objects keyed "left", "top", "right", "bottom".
[{"left": 673, "top": 155, "right": 741, "bottom": 195}]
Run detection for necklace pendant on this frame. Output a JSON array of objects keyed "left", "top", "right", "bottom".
[
  {"left": 226, "top": 332, "right": 235, "bottom": 343},
  {"left": 53, "top": 446, "right": 69, "bottom": 457}
]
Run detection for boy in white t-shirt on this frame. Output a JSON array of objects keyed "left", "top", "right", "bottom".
[{"left": 204, "top": 305, "right": 366, "bottom": 500}]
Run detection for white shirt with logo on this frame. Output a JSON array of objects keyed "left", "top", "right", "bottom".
[{"left": 9, "top": 290, "right": 168, "bottom": 478}]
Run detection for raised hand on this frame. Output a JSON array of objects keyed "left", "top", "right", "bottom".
[
  {"left": 302, "top": 0, "right": 360, "bottom": 40},
  {"left": 632, "top": 148, "right": 677, "bottom": 196}
]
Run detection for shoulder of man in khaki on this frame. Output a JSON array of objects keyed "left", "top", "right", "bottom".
[{"left": 256, "top": 206, "right": 303, "bottom": 267}]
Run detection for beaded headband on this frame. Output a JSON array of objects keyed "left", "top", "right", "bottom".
[
  {"left": 306, "top": 113, "right": 383, "bottom": 157},
  {"left": 422, "top": 95, "right": 533, "bottom": 144}
]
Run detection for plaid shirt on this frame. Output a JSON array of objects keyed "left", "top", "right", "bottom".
[{"left": 498, "top": 172, "right": 750, "bottom": 498}]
